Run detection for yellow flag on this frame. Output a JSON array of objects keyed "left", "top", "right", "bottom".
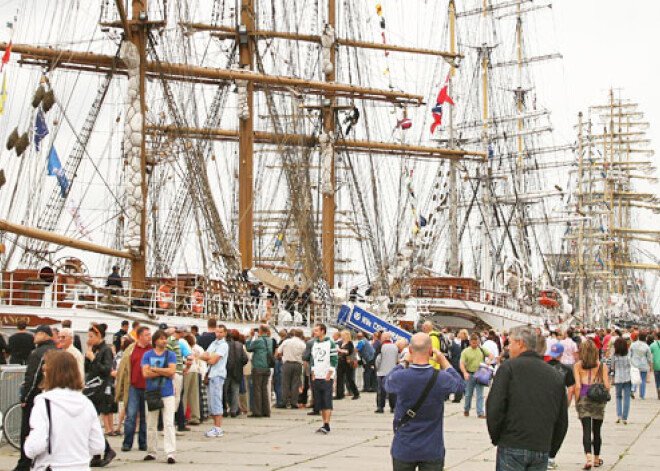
[{"left": 0, "top": 74, "right": 7, "bottom": 115}]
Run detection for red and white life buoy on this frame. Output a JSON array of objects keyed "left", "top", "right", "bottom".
[
  {"left": 192, "top": 290, "right": 204, "bottom": 313},
  {"left": 157, "top": 285, "right": 173, "bottom": 309}
]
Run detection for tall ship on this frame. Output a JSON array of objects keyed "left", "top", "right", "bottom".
[
  {"left": 0, "top": 0, "right": 648, "bottom": 334},
  {"left": 557, "top": 91, "right": 659, "bottom": 328}
]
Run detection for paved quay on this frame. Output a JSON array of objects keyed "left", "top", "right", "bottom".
[{"left": 1, "top": 392, "right": 658, "bottom": 470}]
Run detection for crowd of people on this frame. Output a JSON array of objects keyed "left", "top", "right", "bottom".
[{"left": 1, "top": 318, "right": 659, "bottom": 470}]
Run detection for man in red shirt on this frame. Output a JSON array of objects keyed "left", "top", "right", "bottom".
[{"left": 116, "top": 326, "right": 152, "bottom": 452}]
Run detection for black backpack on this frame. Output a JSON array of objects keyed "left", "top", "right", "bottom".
[{"left": 430, "top": 332, "right": 451, "bottom": 361}]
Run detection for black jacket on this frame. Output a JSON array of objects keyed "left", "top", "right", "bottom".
[
  {"left": 486, "top": 351, "right": 568, "bottom": 456},
  {"left": 8, "top": 331, "right": 35, "bottom": 365},
  {"left": 226, "top": 340, "right": 248, "bottom": 381},
  {"left": 21, "top": 339, "right": 57, "bottom": 404},
  {"left": 85, "top": 341, "right": 114, "bottom": 384}
]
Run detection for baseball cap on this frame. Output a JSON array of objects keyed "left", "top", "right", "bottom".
[
  {"left": 158, "top": 323, "right": 168, "bottom": 330},
  {"left": 175, "top": 325, "right": 189, "bottom": 333},
  {"left": 549, "top": 343, "right": 564, "bottom": 359},
  {"left": 32, "top": 325, "right": 53, "bottom": 336}
]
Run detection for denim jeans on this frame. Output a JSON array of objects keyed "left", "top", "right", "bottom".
[
  {"left": 615, "top": 381, "right": 631, "bottom": 420},
  {"left": 362, "top": 360, "right": 376, "bottom": 391},
  {"left": 655, "top": 370, "right": 660, "bottom": 391},
  {"left": 274, "top": 359, "right": 283, "bottom": 405},
  {"left": 123, "top": 386, "right": 147, "bottom": 450},
  {"left": 464, "top": 373, "right": 484, "bottom": 416},
  {"left": 377, "top": 376, "right": 397, "bottom": 411},
  {"left": 639, "top": 371, "right": 648, "bottom": 398},
  {"left": 496, "top": 446, "right": 548, "bottom": 471},
  {"left": 223, "top": 376, "right": 241, "bottom": 414}
]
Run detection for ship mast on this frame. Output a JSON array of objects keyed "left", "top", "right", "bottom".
[
  {"left": 447, "top": 0, "right": 459, "bottom": 276},
  {"left": 322, "top": 0, "right": 337, "bottom": 287},
  {"left": 238, "top": 0, "right": 255, "bottom": 270},
  {"left": 127, "top": 0, "right": 148, "bottom": 289},
  {"left": 480, "top": 0, "right": 492, "bottom": 291}
]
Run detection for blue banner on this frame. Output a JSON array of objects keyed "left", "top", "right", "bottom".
[{"left": 337, "top": 304, "right": 411, "bottom": 342}]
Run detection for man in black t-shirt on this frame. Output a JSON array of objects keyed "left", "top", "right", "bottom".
[
  {"left": 8, "top": 321, "right": 34, "bottom": 365},
  {"left": 546, "top": 342, "right": 575, "bottom": 469}
]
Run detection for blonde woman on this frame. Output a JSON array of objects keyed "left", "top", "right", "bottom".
[
  {"left": 574, "top": 339, "right": 610, "bottom": 469},
  {"left": 336, "top": 330, "right": 360, "bottom": 400}
]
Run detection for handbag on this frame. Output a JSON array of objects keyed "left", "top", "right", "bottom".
[
  {"left": 145, "top": 357, "right": 166, "bottom": 412},
  {"left": 474, "top": 363, "right": 494, "bottom": 386},
  {"left": 630, "top": 366, "right": 642, "bottom": 386},
  {"left": 587, "top": 363, "right": 611, "bottom": 403},
  {"left": 83, "top": 376, "right": 105, "bottom": 405},
  {"left": 265, "top": 338, "right": 276, "bottom": 368}
]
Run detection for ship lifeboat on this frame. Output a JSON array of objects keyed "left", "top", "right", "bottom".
[
  {"left": 192, "top": 289, "right": 204, "bottom": 313},
  {"left": 157, "top": 285, "right": 173, "bottom": 309},
  {"left": 538, "top": 291, "right": 559, "bottom": 308}
]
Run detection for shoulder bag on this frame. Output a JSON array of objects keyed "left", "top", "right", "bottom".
[
  {"left": 474, "top": 348, "right": 494, "bottom": 386},
  {"left": 145, "top": 356, "right": 166, "bottom": 411},
  {"left": 394, "top": 368, "right": 439, "bottom": 433},
  {"left": 587, "top": 363, "right": 611, "bottom": 403},
  {"left": 265, "top": 337, "right": 276, "bottom": 368}
]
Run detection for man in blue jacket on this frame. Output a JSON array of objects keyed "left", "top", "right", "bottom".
[{"left": 384, "top": 333, "right": 465, "bottom": 470}]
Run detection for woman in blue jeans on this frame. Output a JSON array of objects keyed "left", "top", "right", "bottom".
[{"left": 611, "top": 338, "right": 632, "bottom": 424}]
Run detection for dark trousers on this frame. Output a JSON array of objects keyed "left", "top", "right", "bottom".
[
  {"left": 122, "top": 386, "right": 147, "bottom": 450},
  {"left": 392, "top": 457, "right": 444, "bottom": 471},
  {"left": 175, "top": 384, "right": 186, "bottom": 430},
  {"left": 337, "top": 362, "right": 359, "bottom": 398},
  {"left": 496, "top": 446, "right": 548, "bottom": 471},
  {"left": 16, "top": 402, "right": 33, "bottom": 471},
  {"left": 223, "top": 376, "right": 241, "bottom": 414},
  {"left": 362, "top": 360, "right": 376, "bottom": 391},
  {"left": 580, "top": 418, "right": 603, "bottom": 455},
  {"left": 299, "top": 372, "right": 311, "bottom": 405},
  {"left": 377, "top": 376, "right": 397, "bottom": 411},
  {"left": 281, "top": 361, "right": 302, "bottom": 406},
  {"left": 252, "top": 369, "right": 271, "bottom": 417}
]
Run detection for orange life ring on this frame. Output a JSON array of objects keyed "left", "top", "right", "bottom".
[
  {"left": 157, "top": 285, "right": 172, "bottom": 309},
  {"left": 192, "top": 290, "right": 204, "bottom": 313},
  {"left": 538, "top": 293, "right": 559, "bottom": 308}
]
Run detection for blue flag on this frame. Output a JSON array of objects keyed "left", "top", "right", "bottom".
[
  {"left": 34, "top": 109, "right": 49, "bottom": 151},
  {"left": 48, "top": 146, "right": 69, "bottom": 197}
]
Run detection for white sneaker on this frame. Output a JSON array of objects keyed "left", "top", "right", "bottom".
[{"left": 204, "top": 427, "right": 224, "bottom": 437}]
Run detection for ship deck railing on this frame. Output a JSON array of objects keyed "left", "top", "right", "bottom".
[
  {"left": 412, "top": 285, "right": 530, "bottom": 313},
  {"left": 0, "top": 273, "right": 337, "bottom": 327}
]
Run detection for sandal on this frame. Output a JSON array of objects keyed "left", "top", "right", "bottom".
[
  {"left": 594, "top": 459, "right": 603, "bottom": 468},
  {"left": 583, "top": 462, "right": 593, "bottom": 470}
]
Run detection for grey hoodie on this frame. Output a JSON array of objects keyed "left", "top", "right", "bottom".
[{"left": 24, "top": 388, "right": 105, "bottom": 470}]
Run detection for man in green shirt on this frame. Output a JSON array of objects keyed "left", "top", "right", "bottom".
[
  {"left": 650, "top": 331, "right": 660, "bottom": 399},
  {"left": 460, "top": 333, "right": 493, "bottom": 418}
]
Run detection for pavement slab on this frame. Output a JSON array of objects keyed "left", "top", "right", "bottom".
[{"left": 1, "top": 391, "right": 658, "bottom": 470}]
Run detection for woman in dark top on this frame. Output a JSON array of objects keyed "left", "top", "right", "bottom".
[
  {"left": 336, "top": 330, "right": 360, "bottom": 400},
  {"left": 85, "top": 323, "right": 116, "bottom": 466}
]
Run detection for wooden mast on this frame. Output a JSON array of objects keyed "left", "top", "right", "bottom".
[
  {"left": 480, "top": 0, "right": 492, "bottom": 291},
  {"left": 238, "top": 0, "right": 255, "bottom": 270},
  {"left": 322, "top": 0, "right": 337, "bottom": 287},
  {"left": 577, "top": 111, "right": 585, "bottom": 322},
  {"left": 129, "top": 0, "right": 148, "bottom": 289},
  {"left": 448, "top": 0, "right": 459, "bottom": 276}
]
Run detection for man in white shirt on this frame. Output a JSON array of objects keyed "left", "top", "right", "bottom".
[
  {"left": 277, "top": 329, "right": 307, "bottom": 408},
  {"left": 59, "top": 328, "right": 84, "bottom": 382}
]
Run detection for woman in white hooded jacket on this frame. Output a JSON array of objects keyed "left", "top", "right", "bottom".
[{"left": 25, "top": 349, "right": 105, "bottom": 471}]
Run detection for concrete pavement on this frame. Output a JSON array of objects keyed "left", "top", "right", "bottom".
[{"left": 1, "top": 391, "right": 658, "bottom": 470}]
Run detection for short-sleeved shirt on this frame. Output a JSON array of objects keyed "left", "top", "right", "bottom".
[
  {"left": 179, "top": 339, "right": 192, "bottom": 358},
  {"left": 560, "top": 338, "right": 578, "bottom": 366},
  {"left": 206, "top": 339, "right": 229, "bottom": 379},
  {"left": 547, "top": 359, "right": 576, "bottom": 388},
  {"left": 460, "top": 347, "right": 488, "bottom": 373},
  {"left": 167, "top": 336, "right": 183, "bottom": 373},
  {"left": 651, "top": 340, "right": 660, "bottom": 371},
  {"left": 141, "top": 349, "right": 177, "bottom": 397}
]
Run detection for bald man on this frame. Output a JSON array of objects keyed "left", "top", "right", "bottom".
[{"left": 384, "top": 333, "right": 464, "bottom": 470}]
